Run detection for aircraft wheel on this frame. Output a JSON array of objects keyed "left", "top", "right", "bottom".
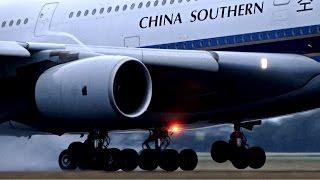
[
  {"left": 58, "top": 149, "right": 77, "bottom": 170},
  {"left": 104, "top": 148, "right": 121, "bottom": 171},
  {"left": 90, "top": 148, "right": 105, "bottom": 170},
  {"left": 67, "top": 142, "right": 82, "bottom": 164},
  {"left": 159, "top": 149, "right": 179, "bottom": 172},
  {"left": 121, "top": 149, "right": 139, "bottom": 171},
  {"left": 77, "top": 144, "right": 92, "bottom": 170},
  {"left": 231, "top": 147, "right": 249, "bottom": 169},
  {"left": 138, "top": 149, "right": 159, "bottom": 171},
  {"left": 211, "top": 141, "right": 230, "bottom": 163},
  {"left": 248, "top": 147, "right": 266, "bottom": 169},
  {"left": 179, "top": 149, "right": 198, "bottom": 171}
]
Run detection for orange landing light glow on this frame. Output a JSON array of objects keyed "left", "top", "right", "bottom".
[{"left": 169, "top": 124, "right": 183, "bottom": 134}]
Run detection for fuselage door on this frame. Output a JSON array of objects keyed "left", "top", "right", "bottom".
[
  {"left": 274, "top": 0, "right": 290, "bottom": 6},
  {"left": 272, "top": 0, "right": 290, "bottom": 23},
  {"left": 35, "top": 2, "right": 59, "bottom": 37},
  {"left": 124, "top": 36, "right": 140, "bottom": 47}
]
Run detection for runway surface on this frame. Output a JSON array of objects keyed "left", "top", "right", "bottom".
[{"left": 1, "top": 153, "right": 320, "bottom": 179}]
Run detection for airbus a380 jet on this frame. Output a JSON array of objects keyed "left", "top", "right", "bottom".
[{"left": 0, "top": 0, "right": 319, "bottom": 171}]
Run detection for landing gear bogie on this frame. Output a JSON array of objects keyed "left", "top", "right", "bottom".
[
  {"left": 210, "top": 125, "right": 266, "bottom": 170},
  {"left": 58, "top": 129, "right": 199, "bottom": 172}
]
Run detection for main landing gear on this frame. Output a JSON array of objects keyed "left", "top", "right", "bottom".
[
  {"left": 58, "top": 128, "right": 198, "bottom": 172},
  {"left": 139, "top": 128, "right": 198, "bottom": 171},
  {"left": 210, "top": 125, "right": 266, "bottom": 169}
]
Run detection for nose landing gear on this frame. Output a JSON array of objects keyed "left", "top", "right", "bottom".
[{"left": 211, "top": 125, "right": 266, "bottom": 169}]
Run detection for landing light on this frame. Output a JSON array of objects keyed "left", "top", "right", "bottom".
[
  {"left": 168, "top": 123, "right": 183, "bottom": 134},
  {"left": 260, "top": 58, "right": 268, "bottom": 70}
]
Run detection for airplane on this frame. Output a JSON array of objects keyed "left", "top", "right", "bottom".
[{"left": 0, "top": 0, "right": 319, "bottom": 172}]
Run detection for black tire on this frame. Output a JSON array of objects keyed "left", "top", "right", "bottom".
[
  {"left": 211, "top": 141, "right": 230, "bottom": 163},
  {"left": 138, "top": 149, "right": 159, "bottom": 171},
  {"left": 90, "top": 148, "right": 105, "bottom": 170},
  {"left": 179, "top": 149, "right": 198, "bottom": 171},
  {"left": 104, "top": 148, "right": 121, "bottom": 171},
  {"left": 159, "top": 149, "right": 179, "bottom": 172},
  {"left": 77, "top": 143, "right": 93, "bottom": 170},
  {"left": 58, "top": 149, "right": 77, "bottom": 170},
  {"left": 248, "top": 147, "right": 266, "bottom": 169},
  {"left": 68, "top": 142, "right": 83, "bottom": 162},
  {"left": 231, "top": 147, "right": 249, "bottom": 169},
  {"left": 121, "top": 149, "right": 139, "bottom": 171}
]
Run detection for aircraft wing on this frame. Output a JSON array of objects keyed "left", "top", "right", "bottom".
[
  {"left": 18, "top": 42, "right": 220, "bottom": 72},
  {"left": 0, "top": 41, "right": 30, "bottom": 57}
]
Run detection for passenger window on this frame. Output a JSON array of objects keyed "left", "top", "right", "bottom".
[
  {"left": 9, "top": 20, "right": 14, "bottom": 27},
  {"left": 123, "top": 4, "right": 128, "bottom": 11},
  {"left": 146, "top": 1, "right": 151, "bottom": 7},
  {"left": 76, "top": 11, "right": 81, "bottom": 17},
  {"left": 178, "top": 0, "right": 183, "bottom": 3},
  {"left": 24, "top": 18, "right": 28, "bottom": 24},
  {"left": 162, "top": 0, "right": 167, "bottom": 5},
  {"left": 16, "top": 19, "right": 21, "bottom": 25},
  {"left": 138, "top": 2, "right": 143, "bottom": 8},
  {"left": 92, "top": 9, "right": 97, "bottom": 15},
  {"left": 154, "top": 0, "right": 159, "bottom": 6},
  {"left": 170, "top": 0, "right": 175, "bottom": 4},
  {"left": 84, "top": 10, "right": 89, "bottom": 16},
  {"left": 69, "top": 12, "right": 74, "bottom": 18},
  {"left": 1, "top": 21, "right": 6, "bottom": 28},
  {"left": 115, "top": 5, "right": 120, "bottom": 12},
  {"left": 100, "top": 8, "right": 104, "bottom": 14},
  {"left": 107, "top": 7, "right": 112, "bottom": 13},
  {"left": 130, "top": 3, "right": 135, "bottom": 9}
]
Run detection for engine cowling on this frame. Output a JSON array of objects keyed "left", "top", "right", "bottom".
[{"left": 35, "top": 56, "right": 152, "bottom": 121}]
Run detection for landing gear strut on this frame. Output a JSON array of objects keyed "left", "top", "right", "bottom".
[
  {"left": 139, "top": 128, "right": 198, "bottom": 171},
  {"left": 211, "top": 125, "right": 266, "bottom": 169}
]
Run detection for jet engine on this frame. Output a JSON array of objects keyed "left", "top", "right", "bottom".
[{"left": 35, "top": 56, "right": 152, "bottom": 122}]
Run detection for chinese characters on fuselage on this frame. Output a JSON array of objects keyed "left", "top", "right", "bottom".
[{"left": 297, "top": 0, "right": 313, "bottom": 12}]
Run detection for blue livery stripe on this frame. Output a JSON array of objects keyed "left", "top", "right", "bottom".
[{"left": 142, "top": 24, "right": 320, "bottom": 52}]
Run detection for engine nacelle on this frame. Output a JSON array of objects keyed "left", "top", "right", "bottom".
[{"left": 35, "top": 56, "right": 152, "bottom": 121}]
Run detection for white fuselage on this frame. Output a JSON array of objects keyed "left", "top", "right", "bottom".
[{"left": 0, "top": 0, "right": 319, "bottom": 49}]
